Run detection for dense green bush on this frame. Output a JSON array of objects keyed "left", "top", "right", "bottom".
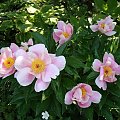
[{"left": 0, "top": 0, "right": 120, "bottom": 120}]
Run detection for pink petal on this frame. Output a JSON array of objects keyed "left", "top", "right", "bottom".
[
  {"left": 14, "top": 49, "right": 27, "bottom": 58},
  {"left": 35, "top": 79, "right": 50, "bottom": 92},
  {"left": 65, "top": 91, "right": 73, "bottom": 105},
  {"left": 115, "top": 66, "right": 120, "bottom": 75},
  {"left": 28, "top": 38, "right": 33, "bottom": 45},
  {"left": 78, "top": 100, "right": 91, "bottom": 108},
  {"left": 15, "top": 56, "right": 31, "bottom": 71},
  {"left": 92, "top": 59, "right": 102, "bottom": 72},
  {"left": 72, "top": 88, "right": 82, "bottom": 102},
  {"left": 2, "top": 69, "right": 15, "bottom": 79},
  {"left": 104, "top": 31, "right": 116, "bottom": 36},
  {"left": 53, "top": 29, "right": 63, "bottom": 37},
  {"left": 90, "top": 91, "right": 102, "bottom": 103},
  {"left": 57, "top": 21, "right": 66, "bottom": 30},
  {"left": 90, "top": 25, "right": 98, "bottom": 32},
  {"left": 81, "top": 95, "right": 90, "bottom": 104},
  {"left": 99, "top": 67, "right": 104, "bottom": 80},
  {"left": 66, "top": 23, "right": 73, "bottom": 35},
  {"left": 53, "top": 32, "right": 60, "bottom": 42},
  {"left": 52, "top": 56, "right": 66, "bottom": 71},
  {"left": 29, "top": 44, "right": 48, "bottom": 56},
  {"left": 10, "top": 43, "right": 19, "bottom": 53},
  {"left": 42, "top": 64, "right": 59, "bottom": 82},
  {"left": 95, "top": 76, "right": 107, "bottom": 90},
  {"left": 84, "top": 85, "right": 93, "bottom": 96},
  {"left": 15, "top": 67, "right": 35, "bottom": 86},
  {"left": 1, "top": 47, "right": 13, "bottom": 57}
]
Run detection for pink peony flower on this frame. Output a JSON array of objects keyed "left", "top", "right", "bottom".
[
  {"left": 14, "top": 44, "right": 66, "bottom": 92},
  {"left": 0, "top": 44, "right": 19, "bottom": 78},
  {"left": 65, "top": 83, "right": 102, "bottom": 108},
  {"left": 53, "top": 21, "right": 73, "bottom": 47},
  {"left": 90, "top": 16, "right": 116, "bottom": 36},
  {"left": 92, "top": 52, "right": 120, "bottom": 90}
]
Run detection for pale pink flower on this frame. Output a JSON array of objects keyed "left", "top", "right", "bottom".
[
  {"left": 14, "top": 44, "right": 66, "bottom": 92},
  {"left": 20, "top": 38, "right": 33, "bottom": 51},
  {"left": 92, "top": 52, "right": 120, "bottom": 90},
  {"left": 65, "top": 83, "right": 102, "bottom": 108},
  {"left": 0, "top": 44, "right": 19, "bottom": 78},
  {"left": 90, "top": 16, "right": 116, "bottom": 36},
  {"left": 53, "top": 21, "right": 73, "bottom": 47}
]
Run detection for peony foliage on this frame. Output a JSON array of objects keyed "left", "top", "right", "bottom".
[{"left": 0, "top": 0, "right": 120, "bottom": 120}]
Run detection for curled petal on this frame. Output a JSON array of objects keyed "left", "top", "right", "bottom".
[
  {"left": 65, "top": 91, "right": 73, "bottom": 105},
  {"left": 57, "top": 21, "right": 66, "bottom": 30},
  {"left": 105, "top": 31, "right": 116, "bottom": 36},
  {"left": 95, "top": 76, "right": 107, "bottom": 90},
  {"left": 78, "top": 100, "right": 91, "bottom": 108},
  {"left": 90, "top": 91, "right": 102, "bottom": 103},
  {"left": 92, "top": 59, "right": 102, "bottom": 72},
  {"left": 90, "top": 25, "right": 98, "bottom": 32}
]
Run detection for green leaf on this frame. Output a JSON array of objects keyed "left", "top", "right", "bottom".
[
  {"left": 56, "top": 42, "right": 68, "bottom": 56},
  {"left": 63, "top": 78, "right": 76, "bottom": 90},
  {"left": 67, "top": 56, "right": 84, "bottom": 68},
  {"left": 31, "top": 32, "right": 46, "bottom": 45},
  {"left": 107, "top": 0, "right": 117, "bottom": 13},
  {"left": 94, "top": 0, "right": 105, "bottom": 11},
  {"left": 108, "top": 84, "right": 120, "bottom": 97},
  {"left": 86, "top": 71, "right": 98, "bottom": 82},
  {"left": 0, "top": 20, "right": 13, "bottom": 31},
  {"left": 84, "top": 107, "right": 93, "bottom": 120},
  {"left": 101, "top": 107, "right": 113, "bottom": 120}
]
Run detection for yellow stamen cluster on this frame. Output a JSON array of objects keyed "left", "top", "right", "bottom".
[
  {"left": 62, "top": 32, "right": 69, "bottom": 38},
  {"left": 103, "top": 66, "right": 112, "bottom": 77},
  {"left": 100, "top": 23, "right": 105, "bottom": 29},
  {"left": 81, "top": 88, "right": 87, "bottom": 97},
  {"left": 3, "top": 57, "right": 15, "bottom": 69},
  {"left": 31, "top": 59, "right": 45, "bottom": 74}
]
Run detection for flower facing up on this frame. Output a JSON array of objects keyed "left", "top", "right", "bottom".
[
  {"left": 65, "top": 83, "right": 102, "bottom": 108},
  {"left": 0, "top": 44, "right": 19, "bottom": 78},
  {"left": 14, "top": 44, "right": 66, "bottom": 92},
  {"left": 53, "top": 21, "right": 73, "bottom": 47},
  {"left": 90, "top": 16, "right": 116, "bottom": 36},
  {"left": 42, "top": 111, "right": 49, "bottom": 120},
  {"left": 92, "top": 52, "right": 120, "bottom": 90}
]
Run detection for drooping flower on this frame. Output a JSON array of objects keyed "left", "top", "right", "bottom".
[
  {"left": 92, "top": 52, "right": 120, "bottom": 90},
  {"left": 90, "top": 16, "right": 116, "bottom": 36},
  {"left": 53, "top": 21, "right": 73, "bottom": 47},
  {"left": 14, "top": 44, "right": 66, "bottom": 92},
  {"left": 42, "top": 111, "right": 49, "bottom": 120},
  {"left": 65, "top": 83, "right": 102, "bottom": 108}
]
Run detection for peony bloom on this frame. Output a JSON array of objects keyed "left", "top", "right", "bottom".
[
  {"left": 65, "top": 83, "right": 102, "bottom": 108},
  {"left": 0, "top": 45, "right": 18, "bottom": 78},
  {"left": 14, "top": 44, "right": 66, "bottom": 92},
  {"left": 90, "top": 16, "right": 116, "bottom": 36},
  {"left": 92, "top": 52, "right": 120, "bottom": 90},
  {"left": 53, "top": 21, "right": 73, "bottom": 47},
  {"left": 42, "top": 111, "right": 49, "bottom": 120}
]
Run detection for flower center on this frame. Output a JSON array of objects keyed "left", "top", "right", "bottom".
[
  {"left": 62, "top": 32, "right": 69, "bottom": 38},
  {"left": 31, "top": 59, "right": 45, "bottom": 74},
  {"left": 81, "top": 88, "right": 87, "bottom": 97},
  {"left": 100, "top": 23, "right": 105, "bottom": 29},
  {"left": 3, "top": 57, "right": 15, "bottom": 69},
  {"left": 103, "top": 66, "right": 112, "bottom": 77}
]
